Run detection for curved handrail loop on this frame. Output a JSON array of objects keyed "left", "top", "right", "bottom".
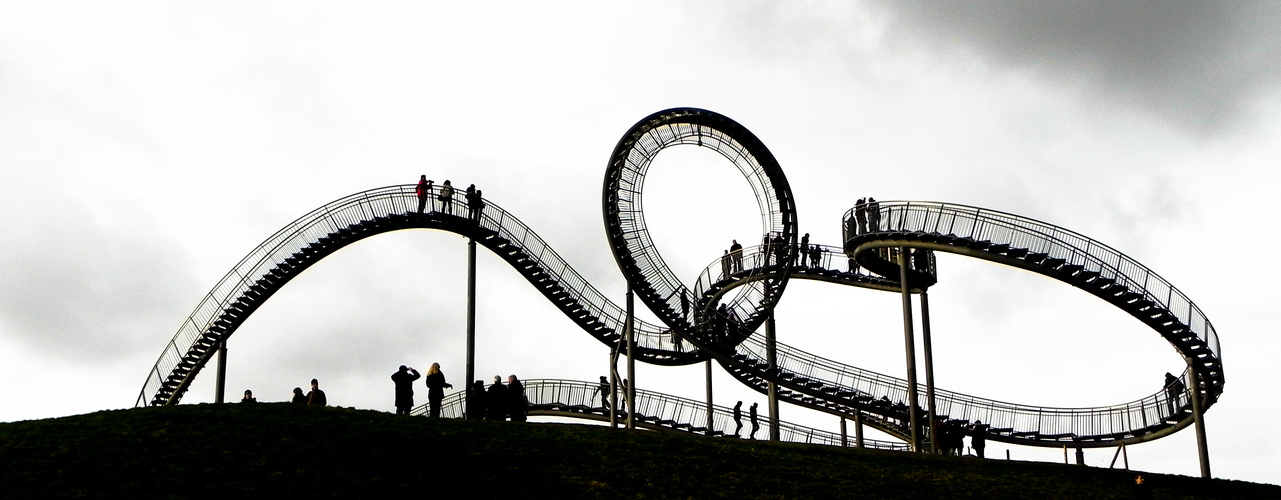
[
  {"left": 842, "top": 200, "right": 1224, "bottom": 411},
  {"left": 603, "top": 107, "right": 798, "bottom": 347}
]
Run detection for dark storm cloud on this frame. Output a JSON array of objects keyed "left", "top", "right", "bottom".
[{"left": 871, "top": 1, "right": 1281, "bottom": 136}]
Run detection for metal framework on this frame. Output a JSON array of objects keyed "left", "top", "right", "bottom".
[{"left": 137, "top": 108, "right": 1221, "bottom": 454}]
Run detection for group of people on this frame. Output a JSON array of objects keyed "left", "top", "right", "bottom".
[
  {"left": 931, "top": 418, "right": 988, "bottom": 458},
  {"left": 732, "top": 401, "right": 761, "bottom": 439},
  {"left": 240, "top": 378, "right": 328, "bottom": 406},
  {"left": 850, "top": 197, "right": 881, "bottom": 235},
  {"left": 466, "top": 374, "right": 528, "bottom": 422},
  {"left": 414, "top": 175, "right": 486, "bottom": 221},
  {"left": 594, "top": 376, "right": 630, "bottom": 413},
  {"left": 392, "top": 363, "right": 454, "bottom": 417}
]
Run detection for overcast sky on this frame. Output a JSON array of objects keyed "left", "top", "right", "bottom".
[{"left": 2, "top": 1, "right": 1279, "bottom": 485}]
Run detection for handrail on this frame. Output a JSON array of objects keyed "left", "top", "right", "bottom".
[{"left": 414, "top": 379, "right": 909, "bottom": 452}]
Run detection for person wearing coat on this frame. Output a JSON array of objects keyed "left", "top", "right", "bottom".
[
  {"left": 391, "top": 365, "right": 421, "bottom": 415},
  {"left": 507, "top": 375, "right": 527, "bottom": 422},
  {"left": 485, "top": 375, "right": 508, "bottom": 421},
  {"left": 424, "top": 363, "right": 453, "bottom": 418}
]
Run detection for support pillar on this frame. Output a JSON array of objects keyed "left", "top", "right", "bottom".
[
  {"left": 626, "top": 287, "right": 636, "bottom": 431},
  {"left": 1187, "top": 359, "right": 1211, "bottom": 478},
  {"left": 855, "top": 410, "right": 865, "bottom": 448},
  {"left": 609, "top": 347, "right": 618, "bottom": 428},
  {"left": 705, "top": 359, "right": 714, "bottom": 434},
  {"left": 899, "top": 247, "right": 921, "bottom": 452},
  {"left": 465, "top": 238, "right": 476, "bottom": 398},
  {"left": 1076, "top": 447, "right": 1085, "bottom": 466},
  {"left": 921, "top": 290, "right": 938, "bottom": 453},
  {"left": 840, "top": 418, "right": 848, "bottom": 447},
  {"left": 215, "top": 340, "right": 227, "bottom": 404},
  {"left": 767, "top": 312, "right": 780, "bottom": 442}
]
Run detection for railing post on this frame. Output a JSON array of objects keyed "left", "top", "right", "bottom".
[
  {"left": 465, "top": 238, "right": 476, "bottom": 400},
  {"left": 899, "top": 246, "right": 921, "bottom": 452},
  {"left": 767, "top": 311, "right": 780, "bottom": 442},
  {"left": 1187, "top": 358, "right": 1212, "bottom": 478}
]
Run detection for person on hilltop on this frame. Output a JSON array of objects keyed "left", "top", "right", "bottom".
[
  {"left": 240, "top": 389, "right": 257, "bottom": 403},
  {"left": 749, "top": 402, "right": 760, "bottom": 440},
  {"left": 466, "top": 380, "right": 487, "bottom": 421},
  {"left": 424, "top": 363, "right": 454, "bottom": 418},
  {"left": 291, "top": 387, "right": 307, "bottom": 404},
  {"left": 733, "top": 401, "right": 744, "bottom": 437},
  {"left": 306, "top": 378, "right": 327, "bottom": 407},
  {"left": 486, "top": 375, "right": 508, "bottom": 421},
  {"left": 391, "top": 365, "right": 421, "bottom": 415},
  {"left": 507, "top": 374, "right": 527, "bottom": 422}
]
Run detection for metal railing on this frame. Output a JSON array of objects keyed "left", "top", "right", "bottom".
[{"left": 414, "top": 378, "right": 909, "bottom": 451}]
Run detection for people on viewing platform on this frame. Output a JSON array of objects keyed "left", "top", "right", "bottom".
[
  {"left": 291, "top": 387, "right": 307, "bottom": 404},
  {"left": 425, "top": 363, "right": 454, "bottom": 418},
  {"left": 439, "top": 180, "right": 455, "bottom": 214},
  {"left": 867, "top": 197, "right": 880, "bottom": 232},
  {"left": 306, "top": 378, "right": 327, "bottom": 407},
  {"left": 391, "top": 365, "right": 421, "bottom": 415},
  {"left": 486, "top": 375, "right": 507, "bottom": 421},
  {"left": 507, "top": 375, "right": 527, "bottom": 422},
  {"left": 240, "top": 389, "right": 256, "bottom": 403},
  {"left": 855, "top": 198, "right": 868, "bottom": 234},
  {"left": 416, "top": 175, "right": 433, "bottom": 213},
  {"left": 466, "top": 380, "right": 486, "bottom": 420},
  {"left": 465, "top": 184, "right": 485, "bottom": 221},
  {"left": 729, "top": 240, "right": 743, "bottom": 272}
]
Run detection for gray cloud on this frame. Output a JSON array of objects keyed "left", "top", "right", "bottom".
[{"left": 870, "top": 1, "right": 1281, "bottom": 136}]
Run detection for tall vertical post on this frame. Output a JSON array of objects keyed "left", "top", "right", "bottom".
[
  {"left": 626, "top": 287, "right": 636, "bottom": 431},
  {"left": 465, "top": 238, "right": 476, "bottom": 396},
  {"left": 767, "top": 311, "right": 780, "bottom": 442},
  {"left": 609, "top": 347, "right": 618, "bottom": 428},
  {"left": 705, "top": 359, "right": 714, "bottom": 434},
  {"left": 1187, "top": 359, "right": 1211, "bottom": 478},
  {"left": 921, "top": 290, "right": 938, "bottom": 454},
  {"left": 215, "top": 341, "right": 227, "bottom": 404},
  {"left": 840, "top": 418, "right": 848, "bottom": 447},
  {"left": 855, "top": 410, "right": 865, "bottom": 448},
  {"left": 899, "top": 247, "right": 921, "bottom": 452}
]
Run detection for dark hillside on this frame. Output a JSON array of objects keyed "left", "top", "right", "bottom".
[{"left": 0, "top": 404, "right": 1275, "bottom": 499}]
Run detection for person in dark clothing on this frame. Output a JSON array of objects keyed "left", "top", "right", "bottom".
[
  {"left": 415, "top": 175, "right": 432, "bottom": 213},
  {"left": 798, "top": 233, "right": 810, "bottom": 266},
  {"left": 855, "top": 198, "right": 867, "bottom": 234},
  {"left": 729, "top": 240, "right": 743, "bottom": 272},
  {"left": 466, "top": 380, "right": 486, "bottom": 421},
  {"left": 733, "top": 401, "right": 744, "bottom": 437},
  {"left": 465, "top": 184, "right": 483, "bottom": 221},
  {"left": 971, "top": 420, "right": 988, "bottom": 458},
  {"left": 596, "top": 376, "right": 611, "bottom": 410},
  {"left": 486, "top": 375, "right": 507, "bottom": 421},
  {"left": 1164, "top": 372, "right": 1185, "bottom": 416},
  {"left": 809, "top": 245, "right": 821, "bottom": 268},
  {"left": 473, "top": 189, "right": 486, "bottom": 221},
  {"left": 507, "top": 375, "right": 527, "bottom": 422},
  {"left": 439, "top": 180, "right": 455, "bottom": 214},
  {"left": 391, "top": 365, "right": 421, "bottom": 415},
  {"left": 306, "top": 378, "right": 327, "bottom": 407},
  {"left": 867, "top": 197, "right": 880, "bottom": 232},
  {"left": 240, "top": 389, "right": 256, "bottom": 403},
  {"left": 721, "top": 250, "right": 731, "bottom": 279},
  {"left": 424, "top": 363, "right": 453, "bottom": 418},
  {"left": 291, "top": 387, "right": 307, "bottom": 404},
  {"left": 749, "top": 402, "right": 760, "bottom": 440}
]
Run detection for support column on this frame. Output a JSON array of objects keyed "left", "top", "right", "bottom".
[
  {"left": 899, "top": 247, "right": 921, "bottom": 452},
  {"left": 465, "top": 238, "right": 476, "bottom": 397},
  {"left": 767, "top": 312, "right": 780, "bottom": 442},
  {"left": 705, "top": 359, "right": 714, "bottom": 435},
  {"left": 840, "top": 418, "right": 848, "bottom": 447},
  {"left": 1187, "top": 359, "right": 1211, "bottom": 478},
  {"left": 626, "top": 287, "right": 636, "bottom": 431},
  {"left": 855, "top": 410, "right": 865, "bottom": 448},
  {"left": 609, "top": 347, "right": 618, "bottom": 428},
  {"left": 921, "top": 290, "right": 938, "bottom": 454},
  {"left": 215, "top": 341, "right": 227, "bottom": 404}
]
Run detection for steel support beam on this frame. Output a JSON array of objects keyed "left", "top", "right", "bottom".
[
  {"left": 1188, "top": 357, "right": 1211, "bottom": 478},
  {"left": 705, "top": 359, "right": 714, "bottom": 435},
  {"left": 626, "top": 287, "right": 636, "bottom": 431},
  {"left": 466, "top": 238, "right": 476, "bottom": 396},
  {"left": 767, "top": 312, "right": 780, "bottom": 442},
  {"left": 899, "top": 247, "right": 921, "bottom": 452},
  {"left": 215, "top": 341, "right": 227, "bottom": 404},
  {"left": 921, "top": 290, "right": 938, "bottom": 454}
]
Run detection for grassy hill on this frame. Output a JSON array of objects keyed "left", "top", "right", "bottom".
[{"left": 0, "top": 403, "right": 1275, "bottom": 499}]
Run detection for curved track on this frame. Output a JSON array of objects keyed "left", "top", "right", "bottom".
[{"left": 138, "top": 108, "right": 1222, "bottom": 450}]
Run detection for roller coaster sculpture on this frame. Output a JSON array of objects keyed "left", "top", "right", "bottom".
[{"left": 137, "top": 108, "right": 1223, "bottom": 454}]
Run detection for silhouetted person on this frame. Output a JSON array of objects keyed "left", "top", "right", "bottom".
[
  {"left": 439, "top": 180, "right": 455, "bottom": 214},
  {"left": 733, "top": 401, "right": 744, "bottom": 437},
  {"left": 798, "top": 233, "right": 809, "bottom": 266},
  {"left": 729, "top": 240, "right": 743, "bottom": 272},
  {"left": 971, "top": 420, "right": 988, "bottom": 458},
  {"left": 416, "top": 175, "right": 432, "bottom": 213},
  {"left": 620, "top": 379, "right": 629, "bottom": 414},
  {"left": 721, "top": 250, "right": 731, "bottom": 279},
  {"left": 1164, "top": 372, "right": 1184, "bottom": 416},
  {"left": 486, "top": 375, "right": 507, "bottom": 421},
  {"left": 855, "top": 198, "right": 867, "bottom": 234},
  {"left": 1132, "top": 474, "right": 1153, "bottom": 500},
  {"left": 507, "top": 375, "right": 527, "bottom": 422},
  {"left": 291, "top": 387, "right": 307, "bottom": 404},
  {"left": 240, "top": 389, "right": 256, "bottom": 403},
  {"left": 809, "top": 245, "right": 821, "bottom": 268},
  {"left": 749, "top": 402, "right": 760, "bottom": 439},
  {"left": 472, "top": 189, "right": 486, "bottom": 221},
  {"left": 466, "top": 380, "right": 486, "bottom": 420},
  {"left": 425, "top": 363, "right": 453, "bottom": 418},
  {"left": 465, "top": 184, "right": 483, "bottom": 221},
  {"left": 680, "top": 289, "right": 690, "bottom": 322},
  {"left": 867, "top": 197, "right": 880, "bottom": 232},
  {"left": 306, "top": 378, "right": 327, "bottom": 407},
  {"left": 391, "top": 365, "right": 421, "bottom": 415},
  {"left": 596, "top": 376, "right": 611, "bottom": 410}
]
